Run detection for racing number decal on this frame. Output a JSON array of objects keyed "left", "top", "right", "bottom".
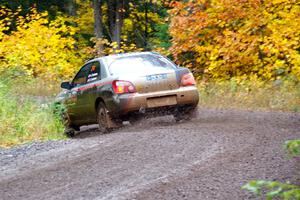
[{"left": 87, "top": 65, "right": 99, "bottom": 83}]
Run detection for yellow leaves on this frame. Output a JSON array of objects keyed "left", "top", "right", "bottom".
[
  {"left": 194, "top": 45, "right": 207, "bottom": 53},
  {"left": 272, "top": 0, "right": 289, "bottom": 5},
  {"left": 90, "top": 38, "right": 143, "bottom": 57},
  {"left": 209, "top": 49, "right": 219, "bottom": 61},
  {"left": 123, "top": 18, "right": 133, "bottom": 30},
  {"left": 169, "top": 0, "right": 300, "bottom": 81},
  {"left": 111, "top": 42, "right": 119, "bottom": 49},
  {"left": 0, "top": 7, "right": 85, "bottom": 80}
]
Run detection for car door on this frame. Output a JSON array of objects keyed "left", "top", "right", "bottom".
[
  {"left": 83, "top": 61, "right": 103, "bottom": 122},
  {"left": 67, "top": 63, "right": 92, "bottom": 123}
]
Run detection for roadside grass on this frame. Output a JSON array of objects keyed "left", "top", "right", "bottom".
[
  {"left": 198, "top": 80, "right": 300, "bottom": 112},
  {"left": 1, "top": 75, "right": 299, "bottom": 148},
  {"left": 0, "top": 79, "right": 66, "bottom": 148},
  {"left": 11, "top": 77, "right": 61, "bottom": 97}
]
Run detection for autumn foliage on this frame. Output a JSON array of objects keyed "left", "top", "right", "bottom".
[
  {"left": 0, "top": 1, "right": 299, "bottom": 83},
  {"left": 0, "top": 7, "right": 86, "bottom": 80},
  {"left": 169, "top": 0, "right": 300, "bottom": 81}
]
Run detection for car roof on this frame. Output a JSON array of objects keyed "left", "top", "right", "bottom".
[{"left": 85, "top": 51, "right": 160, "bottom": 64}]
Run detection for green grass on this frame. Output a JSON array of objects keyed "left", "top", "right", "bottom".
[
  {"left": 0, "top": 79, "right": 65, "bottom": 148},
  {"left": 1, "top": 75, "right": 299, "bottom": 148},
  {"left": 198, "top": 80, "right": 300, "bottom": 112}
]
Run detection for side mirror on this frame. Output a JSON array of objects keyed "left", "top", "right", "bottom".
[{"left": 61, "top": 81, "right": 71, "bottom": 90}]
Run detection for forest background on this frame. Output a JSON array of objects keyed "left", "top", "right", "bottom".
[{"left": 0, "top": 0, "right": 299, "bottom": 146}]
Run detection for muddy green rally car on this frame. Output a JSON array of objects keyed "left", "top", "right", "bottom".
[{"left": 55, "top": 52, "right": 199, "bottom": 136}]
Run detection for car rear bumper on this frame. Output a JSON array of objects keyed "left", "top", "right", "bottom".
[{"left": 109, "top": 86, "right": 199, "bottom": 116}]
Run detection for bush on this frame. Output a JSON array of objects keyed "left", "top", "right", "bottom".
[
  {"left": 243, "top": 139, "right": 300, "bottom": 199},
  {"left": 285, "top": 140, "right": 300, "bottom": 157},
  {"left": 0, "top": 78, "right": 65, "bottom": 148},
  {"left": 169, "top": 0, "right": 300, "bottom": 81},
  {"left": 0, "top": 6, "right": 86, "bottom": 81},
  {"left": 243, "top": 180, "right": 300, "bottom": 200}
]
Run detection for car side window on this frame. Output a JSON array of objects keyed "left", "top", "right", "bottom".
[
  {"left": 72, "top": 64, "right": 91, "bottom": 87},
  {"left": 87, "top": 62, "right": 101, "bottom": 83}
]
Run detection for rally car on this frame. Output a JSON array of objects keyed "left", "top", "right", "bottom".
[{"left": 56, "top": 52, "right": 199, "bottom": 136}]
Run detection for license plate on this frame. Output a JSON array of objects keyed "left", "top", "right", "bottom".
[
  {"left": 147, "top": 96, "right": 177, "bottom": 108},
  {"left": 146, "top": 74, "right": 167, "bottom": 81}
]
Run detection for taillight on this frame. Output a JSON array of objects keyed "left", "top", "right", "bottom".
[
  {"left": 181, "top": 73, "right": 196, "bottom": 86},
  {"left": 112, "top": 80, "right": 136, "bottom": 94}
]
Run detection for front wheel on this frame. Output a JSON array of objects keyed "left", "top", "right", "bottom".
[
  {"left": 65, "top": 127, "right": 76, "bottom": 137},
  {"left": 57, "top": 107, "right": 77, "bottom": 137}
]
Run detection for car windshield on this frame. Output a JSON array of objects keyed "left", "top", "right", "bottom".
[{"left": 104, "top": 54, "right": 176, "bottom": 75}]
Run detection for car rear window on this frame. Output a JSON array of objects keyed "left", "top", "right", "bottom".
[{"left": 104, "top": 54, "right": 176, "bottom": 75}]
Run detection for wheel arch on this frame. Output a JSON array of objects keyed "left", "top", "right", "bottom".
[{"left": 95, "top": 97, "right": 105, "bottom": 112}]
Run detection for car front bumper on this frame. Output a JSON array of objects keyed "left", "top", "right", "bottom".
[{"left": 109, "top": 86, "right": 199, "bottom": 116}]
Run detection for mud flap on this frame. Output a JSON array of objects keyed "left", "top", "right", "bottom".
[{"left": 106, "top": 111, "right": 122, "bottom": 128}]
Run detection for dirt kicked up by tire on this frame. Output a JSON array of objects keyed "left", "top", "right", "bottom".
[
  {"left": 0, "top": 108, "right": 299, "bottom": 200},
  {"left": 97, "top": 102, "right": 122, "bottom": 133}
]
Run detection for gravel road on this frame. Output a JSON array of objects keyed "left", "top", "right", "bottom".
[{"left": 1, "top": 108, "right": 300, "bottom": 200}]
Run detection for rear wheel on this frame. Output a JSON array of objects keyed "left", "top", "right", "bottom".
[
  {"left": 173, "top": 105, "right": 197, "bottom": 122},
  {"left": 97, "top": 102, "right": 121, "bottom": 133},
  {"left": 128, "top": 114, "right": 143, "bottom": 125}
]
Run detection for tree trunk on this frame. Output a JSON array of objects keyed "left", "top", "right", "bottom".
[
  {"left": 66, "top": 0, "right": 77, "bottom": 16},
  {"left": 93, "top": 0, "right": 103, "bottom": 39},
  {"left": 107, "top": 0, "right": 115, "bottom": 40},
  {"left": 93, "top": 0, "right": 104, "bottom": 54},
  {"left": 113, "top": 0, "right": 123, "bottom": 49},
  {"left": 144, "top": 0, "right": 149, "bottom": 48},
  {"left": 107, "top": 0, "right": 124, "bottom": 50}
]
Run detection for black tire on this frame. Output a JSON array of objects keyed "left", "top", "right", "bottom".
[
  {"left": 70, "top": 124, "right": 80, "bottom": 131},
  {"left": 173, "top": 105, "right": 197, "bottom": 122},
  {"left": 62, "top": 112, "right": 77, "bottom": 137},
  {"left": 126, "top": 113, "right": 143, "bottom": 125},
  {"left": 65, "top": 127, "right": 75, "bottom": 137},
  {"left": 97, "top": 102, "right": 121, "bottom": 133}
]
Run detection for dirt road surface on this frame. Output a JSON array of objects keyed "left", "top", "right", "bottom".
[{"left": 1, "top": 108, "right": 300, "bottom": 200}]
